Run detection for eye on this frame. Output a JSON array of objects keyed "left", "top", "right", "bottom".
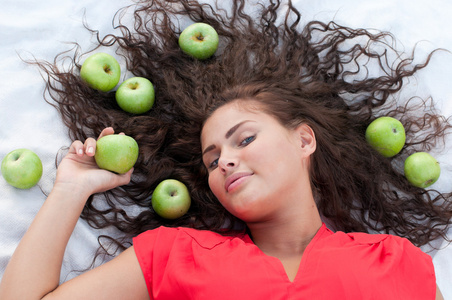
[
  {"left": 209, "top": 158, "right": 219, "bottom": 169},
  {"left": 240, "top": 135, "right": 255, "bottom": 146}
]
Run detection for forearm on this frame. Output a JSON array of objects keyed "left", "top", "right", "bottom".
[
  {"left": 0, "top": 184, "right": 90, "bottom": 300},
  {"left": 0, "top": 129, "right": 132, "bottom": 299}
]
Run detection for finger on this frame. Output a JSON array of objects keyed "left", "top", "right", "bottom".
[
  {"left": 98, "top": 127, "right": 115, "bottom": 139},
  {"left": 115, "top": 168, "right": 134, "bottom": 184},
  {"left": 117, "top": 168, "right": 134, "bottom": 186},
  {"left": 84, "top": 137, "right": 97, "bottom": 156},
  {"left": 69, "top": 140, "right": 85, "bottom": 156},
  {"left": 126, "top": 167, "right": 134, "bottom": 176},
  {"left": 119, "top": 132, "right": 125, "bottom": 136},
  {"left": 96, "top": 168, "right": 134, "bottom": 194}
]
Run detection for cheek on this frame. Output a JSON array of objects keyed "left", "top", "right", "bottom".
[
  {"left": 252, "top": 137, "right": 300, "bottom": 179},
  {"left": 246, "top": 139, "right": 277, "bottom": 167},
  {"left": 208, "top": 172, "right": 223, "bottom": 200}
]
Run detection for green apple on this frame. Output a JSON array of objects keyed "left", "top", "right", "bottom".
[
  {"left": 152, "top": 179, "right": 191, "bottom": 219},
  {"left": 178, "top": 23, "right": 219, "bottom": 60},
  {"left": 115, "top": 77, "right": 155, "bottom": 114},
  {"left": 94, "top": 134, "right": 139, "bottom": 174},
  {"left": 80, "top": 52, "right": 121, "bottom": 92},
  {"left": 365, "top": 116, "right": 406, "bottom": 158},
  {"left": 1, "top": 149, "right": 43, "bottom": 189},
  {"left": 404, "top": 152, "right": 441, "bottom": 188}
]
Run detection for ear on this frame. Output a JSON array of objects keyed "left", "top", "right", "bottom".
[{"left": 295, "top": 123, "right": 316, "bottom": 157}]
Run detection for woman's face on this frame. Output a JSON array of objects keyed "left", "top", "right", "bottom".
[{"left": 201, "top": 100, "right": 315, "bottom": 223}]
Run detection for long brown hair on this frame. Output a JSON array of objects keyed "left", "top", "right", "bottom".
[{"left": 35, "top": 0, "right": 451, "bottom": 248}]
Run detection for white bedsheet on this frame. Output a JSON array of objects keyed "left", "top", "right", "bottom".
[{"left": 1, "top": 0, "right": 451, "bottom": 297}]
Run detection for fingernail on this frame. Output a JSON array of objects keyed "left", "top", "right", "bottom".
[
  {"left": 87, "top": 147, "right": 94, "bottom": 154},
  {"left": 78, "top": 149, "right": 84, "bottom": 155}
]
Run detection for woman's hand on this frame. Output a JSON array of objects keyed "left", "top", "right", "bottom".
[
  {"left": 54, "top": 127, "right": 133, "bottom": 198},
  {"left": 0, "top": 127, "right": 137, "bottom": 300}
]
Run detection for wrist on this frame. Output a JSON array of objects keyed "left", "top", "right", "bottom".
[{"left": 51, "top": 181, "right": 93, "bottom": 205}]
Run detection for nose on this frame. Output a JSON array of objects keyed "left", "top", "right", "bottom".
[{"left": 218, "top": 154, "right": 238, "bottom": 175}]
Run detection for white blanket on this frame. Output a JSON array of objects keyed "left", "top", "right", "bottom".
[{"left": 1, "top": 0, "right": 451, "bottom": 297}]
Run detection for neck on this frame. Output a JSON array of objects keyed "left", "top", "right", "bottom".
[{"left": 246, "top": 199, "right": 322, "bottom": 257}]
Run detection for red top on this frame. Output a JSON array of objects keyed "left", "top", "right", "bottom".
[{"left": 133, "top": 224, "right": 436, "bottom": 299}]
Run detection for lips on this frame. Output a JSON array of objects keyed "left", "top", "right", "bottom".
[{"left": 224, "top": 172, "right": 253, "bottom": 193}]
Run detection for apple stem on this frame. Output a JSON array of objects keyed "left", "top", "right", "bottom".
[
  {"left": 127, "top": 83, "right": 139, "bottom": 90},
  {"left": 103, "top": 65, "right": 112, "bottom": 74}
]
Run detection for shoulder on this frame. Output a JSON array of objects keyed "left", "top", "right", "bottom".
[
  {"left": 315, "top": 226, "right": 435, "bottom": 279},
  {"left": 308, "top": 226, "right": 437, "bottom": 298},
  {"left": 313, "top": 228, "right": 436, "bottom": 299},
  {"left": 321, "top": 228, "right": 432, "bottom": 264},
  {"left": 322, "top": 226, "right": 419, "bottom": 250},
  {"left": 132, "top": 226, "right": 251, "bottom": 296},
  {"left": 133, "top": 226, "right": 246, "bottom": 252}
]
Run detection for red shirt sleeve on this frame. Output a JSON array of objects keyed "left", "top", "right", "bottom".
[
  {"left": 133, "top": 226, "right": 180, "bottom": 299},
  {"left": 346, "top": 232, "right": 436, "bottom": 299}
]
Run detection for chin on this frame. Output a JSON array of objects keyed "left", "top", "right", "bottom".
[{"left": 225, "top": 197, "right": 265, "bottom": 222}]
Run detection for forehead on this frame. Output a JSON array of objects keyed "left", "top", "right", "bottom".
[
  {"left": 202, "top": 101, "right": 257, "bottom": 131},
  {"left": 201, "top": 100, "right": 273, "bottom": 143}
]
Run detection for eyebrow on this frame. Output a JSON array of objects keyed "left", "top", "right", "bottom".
[{"left": 202, "top": 120, "right": 253, "bottom": 157}]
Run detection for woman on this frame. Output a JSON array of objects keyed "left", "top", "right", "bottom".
[{"left": 0, "top": 0, "right": 450, "bottom": 298}]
